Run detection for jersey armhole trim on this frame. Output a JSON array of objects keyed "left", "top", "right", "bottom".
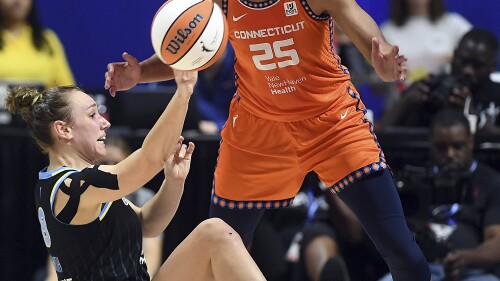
[
  {"left": 50, "top": 170, "right": 79, "bottom": 210},
  {"left": 298, "top": 0, "right": 330, "bottom": 21},
  {"left": 98, "top": 202, "right": 113, "bottom": 221},
  {"left": 39, "top": 166, "right": 79, "bottom": 180}
]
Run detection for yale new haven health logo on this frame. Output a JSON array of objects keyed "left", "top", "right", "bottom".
[{"left": 284, "top": 1, "right": 298, "bottom": 16}]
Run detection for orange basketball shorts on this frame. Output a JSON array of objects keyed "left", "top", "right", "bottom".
[{"left": 212, "top": 83, "right": 388, "bottom": 210}]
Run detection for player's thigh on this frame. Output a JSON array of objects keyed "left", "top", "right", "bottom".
[
  {"left": 313, "top": 123, "right": 385, "bottom": 192},
  {"left": 215, "top": 101, "right": 306, "bottom": 202},
  {"left": 214, "top": 139, "right": 305, "bottom": 203},
  {"left": 292, "top": 83, "right": 386, "bottom": 190}
]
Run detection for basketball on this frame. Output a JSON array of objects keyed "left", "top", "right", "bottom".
[{"left": 151, "top": 0, "right": 229, "bottom": 71}]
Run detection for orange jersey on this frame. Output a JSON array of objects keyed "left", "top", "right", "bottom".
[{"left": 223, "top": 0, "right": 350, "bottom": 121}]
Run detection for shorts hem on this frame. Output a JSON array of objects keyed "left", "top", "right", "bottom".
[
  {"left": 330, "top": 160, "right": 389, "bottom": 194},
  {"left": 211, "top": 193, "right": 295, "bottom": 210}
]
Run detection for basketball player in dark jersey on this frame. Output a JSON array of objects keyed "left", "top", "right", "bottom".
[{"left": 5, "top": 69, "right": 265, "bottom": 281}]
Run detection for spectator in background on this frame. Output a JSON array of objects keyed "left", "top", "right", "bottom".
[
  {"left": 380, "top": 108, "right": 500, "bottom": 281},
  {"left": 195, "top": 43, "right": 235, "bottom": 135},
  {"left": 379, "top": 28, "right": 500, "bottom": 133},
  {"left": 381, "top": 0, "right": 471, "bottom": 85},
  {"left": 0, "top": 0, "right": 74, "bottom": 88}
]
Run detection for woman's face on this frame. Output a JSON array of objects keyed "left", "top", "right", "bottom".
[
  {"left": 0, "top": 0, "right": 32, "bottom": 23},
  {"left": 67, "top": 91, "right": 111, "bottom": 164}
]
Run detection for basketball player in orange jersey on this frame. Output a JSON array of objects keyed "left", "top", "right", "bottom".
[{"left": 105, "top": 0, "right": 432, "bottom": 280}]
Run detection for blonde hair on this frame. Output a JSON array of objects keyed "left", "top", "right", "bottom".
[{"left": 5, "top": 85, "right": 81, "bottom": 153}]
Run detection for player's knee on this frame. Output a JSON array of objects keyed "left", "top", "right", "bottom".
[{"left": 196, "top": 218, "right": 242, "bottom": 247}]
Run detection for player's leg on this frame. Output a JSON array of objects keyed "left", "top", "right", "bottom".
[
  {"left": 336, "top": 169, "right": 430, "bottom": 281},
  {"left": 152, "top": 218, "right": 265, "bottom": 281},
  {"left": 299, "top": 84, "right": 430, "bottom": 280},
  {"left": 209, "top": 203, "right": 265, "bottom": 246}
]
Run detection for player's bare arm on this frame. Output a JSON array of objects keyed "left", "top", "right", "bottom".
[
  {"left": 104, "top": 52, "right": 175, "bottom": 96},
  {"left": 121, "top": 138, "right": 195, "bottom": 238},
  {"left": 89, "top": 71, "right": 196, "bottom": 205},
  {"left": 141, "top": 140, "right": 195, "bottom": 237},
  {"left": 139, "top": 54, "right": 176, "bottom": 83},
  {"left": 308, "top": 0, "right": 407, "bottom": 82}
]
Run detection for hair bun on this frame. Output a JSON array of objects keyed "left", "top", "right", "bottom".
[{"left": 4, "top": 87, "right": 42, "bottom": 124}]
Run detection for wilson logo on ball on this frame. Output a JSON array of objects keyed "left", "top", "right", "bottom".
[{"left": 165, "top": 14, "right": 205, "bottom": 55}]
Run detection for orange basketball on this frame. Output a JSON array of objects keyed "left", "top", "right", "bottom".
[{"left": 151, "top": 0, "right": 229, "bottom": 71}]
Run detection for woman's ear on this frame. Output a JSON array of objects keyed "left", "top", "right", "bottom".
[{"left": 53, "top": 120, "right": 73, "bottom": 141}]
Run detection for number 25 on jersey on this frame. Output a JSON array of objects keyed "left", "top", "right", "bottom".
[{"left": 250, "top": 38, "right": 299, "bottom": 70}]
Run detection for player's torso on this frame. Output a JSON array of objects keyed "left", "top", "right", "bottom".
[
  {"left": 223, "top": 0, "right": 350, "bottom": 121},
  {"left": 35, "top": 168, "right": 149, "bottom": 280}
]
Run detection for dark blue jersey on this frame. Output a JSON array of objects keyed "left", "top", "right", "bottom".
[{"left": 35, "top": 166, "right": 150, "bottom": 281}]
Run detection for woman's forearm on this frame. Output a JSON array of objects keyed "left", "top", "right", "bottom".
[
  {"left": 139, "top": 54, "right": 175, "bottom": 83},
  {"left": 141, "top": 91, "right": 189, "bottom": 168},
  {"left": 140, "top": 179, "right": 185, "bottom": 237}
]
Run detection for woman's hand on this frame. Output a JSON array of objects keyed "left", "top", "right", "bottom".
[
  {"left": 173, "top": 69, "right": 198, "bottom": 99},
  {"left": 371, "top": 37, "right": 408, "bottom": 82},
  {"left": 164, "top": 136, "right": 195, "bottom": 183},
  {"left": 104, "top": 52, "right": 142, "bottom": 97}
]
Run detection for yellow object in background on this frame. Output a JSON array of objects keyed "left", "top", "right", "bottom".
[{"left": 0, "top": 24, "right": 74, "bottom": 88}]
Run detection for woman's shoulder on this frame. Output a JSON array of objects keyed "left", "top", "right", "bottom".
[
  {"left": 41, "top": 28, "right": 64, "bottom": 45},
  {"left": 439, "top": 12, "right": 471, "bottom": 27},
  {"left": 437, "top": 13, "right": 472, "bottom": 38}
]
